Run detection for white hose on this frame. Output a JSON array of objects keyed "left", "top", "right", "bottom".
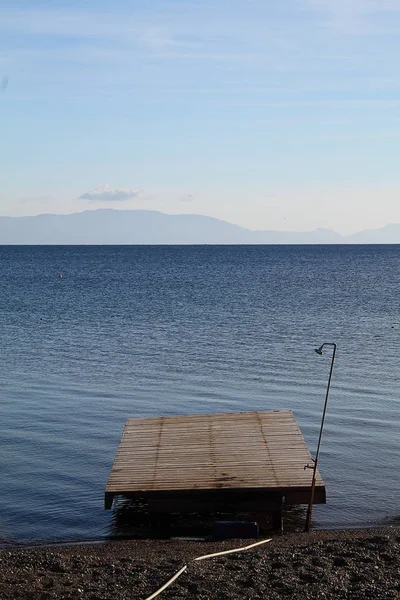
[
  {"left": 143, "top": 537, "right": 272, "bottom": 600},
  {"left": 144, "top": 565, "right": 188, "bottom": 600},
  {"left": 194, "top": 537, "right": 272, "bottom": 561}
]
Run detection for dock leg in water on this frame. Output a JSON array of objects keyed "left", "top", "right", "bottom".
[
  {"left": 272, "top": 509, "right": 283, "bottom": 533},
  {"left": 104, "top": 493, "right": 114, "bottom": 510},
  {"left": 150, "top": 513, "right": 171, "bottom": 538}
]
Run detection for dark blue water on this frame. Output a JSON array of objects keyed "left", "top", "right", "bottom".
[{"left": 0, "top": 245, "right": 399, "bottom": 543}]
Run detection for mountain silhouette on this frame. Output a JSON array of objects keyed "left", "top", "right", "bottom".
[{"left": 0, "top": 209, "right": 399, "bottom": 244}]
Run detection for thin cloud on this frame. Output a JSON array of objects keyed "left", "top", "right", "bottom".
[
  {"left": 309, "top": 0, "right": 400, "bottom": 17},
  {"left": 181, "top": 193, "right": 196, "bottom": 202},
  {"left": 140, "top": 26, "right": 176, "bottom": 51},
  {"left": 80, "top": 184, "right": 141, "bottom": 202},
  {"left": 0, "top": 76, "right": 9, "bottom": 92},
  {"left": 18, "top": 194, "right": 52, "bottom": 205},
  {"left": 308, "top": 0, "right": 400, "bottom": 34}
]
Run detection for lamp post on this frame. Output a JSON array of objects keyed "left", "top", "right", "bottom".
[{"left": 304, "top": 342, "right": 337, "bottom": 532}]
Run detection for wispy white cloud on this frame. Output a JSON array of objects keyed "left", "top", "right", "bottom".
[
  {"left": 155, "top": 51, "right": 276, "bottom": 62},
  {"left": 140, "top": 26, "right": 176, "bottom": 51},
  {"left": 80, "top": 185, "right": 141, "bottom": 202},
  {"left": 0, "top": 10, "right": 128, "bottom": 37},
  {"left": 308, "top": 0, "right": 400, "bottom": 34},
  {"left": 0, "top": 6, "right": 306, "bottom": 61},
  {"left": 323, "top": 130, "right": 400, "bottom": 141},
  {"left": 0, "top": 10, "right": 203, "bottom": 50},
  {"left": 18, "top": 194, "right": 53, "bottom": 205},
  {"left": 0, "top": 76, "right": 9, "bottom": 92},
  {"left": 224, "top": 99, "right": 400, "bottom": 109},
  {"left": 309, "top": 0, "right": 400, "bottom": 17},
  {"left": 181, "top": 193, "right": 196, "bottom": 202}
]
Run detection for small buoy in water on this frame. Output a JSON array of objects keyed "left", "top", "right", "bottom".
[{"left": 58, "top": 273, "right": 63, "bottom": 279}]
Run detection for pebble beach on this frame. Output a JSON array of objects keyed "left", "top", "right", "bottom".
[{"left": 1, "top": 527, "right": 399, "bottom": 600}]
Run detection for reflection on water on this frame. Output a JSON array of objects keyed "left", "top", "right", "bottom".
[
  {"left": 109, "top": 498, "right": 152, "bottom": 539},
  {"left": 108, "top": 498, "right": 307, "bottom": 539}
]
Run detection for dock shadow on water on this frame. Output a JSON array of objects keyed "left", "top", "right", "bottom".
[{"left": 108, "top": 498, "right": 308, "bottom": 540}]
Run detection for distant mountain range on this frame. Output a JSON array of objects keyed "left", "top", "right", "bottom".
[{"left": 1, "top": 209, "right": 400, "bottom": 244}]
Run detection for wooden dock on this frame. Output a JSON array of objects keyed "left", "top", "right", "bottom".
[{"left": 105, "top": 410, "right": 325, "bottom": 528}]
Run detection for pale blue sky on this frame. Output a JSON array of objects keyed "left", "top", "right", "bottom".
[{"left": 2, "top": 0, "right": 400, "bottom": 233}]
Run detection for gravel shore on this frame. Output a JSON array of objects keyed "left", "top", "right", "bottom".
[{"left": 0, "top": 528, "right": 399, "bottom": 599}]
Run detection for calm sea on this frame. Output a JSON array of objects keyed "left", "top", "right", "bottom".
[{"left": 0, "top": 245, "right": 399, "bottom": 543}]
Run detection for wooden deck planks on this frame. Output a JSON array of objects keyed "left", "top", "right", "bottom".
[{"left": 105, "top": 409, "right": 325, "bottom": 508}]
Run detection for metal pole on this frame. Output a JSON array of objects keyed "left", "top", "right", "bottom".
[{"left": 304, "top": 342, "right": 337, "bottom": 532}]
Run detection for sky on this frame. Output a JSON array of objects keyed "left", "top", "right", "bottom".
[{"left": 1, "top": 0, "right": 400, "bottom": 234}]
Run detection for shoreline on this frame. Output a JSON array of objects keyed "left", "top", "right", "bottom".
[
  {"left": 1, "top": 526, "right": 399, "bottom": 599},
  {"left": 0, "top": 519, "right": 398, "bottom": 551}
]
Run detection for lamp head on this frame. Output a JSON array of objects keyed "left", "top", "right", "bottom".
[{"left": 314, "top": 346, "right": 324, "bottom": 355}]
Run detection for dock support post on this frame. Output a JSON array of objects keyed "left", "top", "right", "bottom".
[
  {"left": 150, "top": 513, "right": 171, "bottom": 538},
  {"left": 272, "top": 510, "right": 283, "bottom": 532},
  {"left": 271, "top": 499, "right": 283, "bottom": 533},
  {"left": 104, "top": 493, "right": 114, "bottom": 510}
]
